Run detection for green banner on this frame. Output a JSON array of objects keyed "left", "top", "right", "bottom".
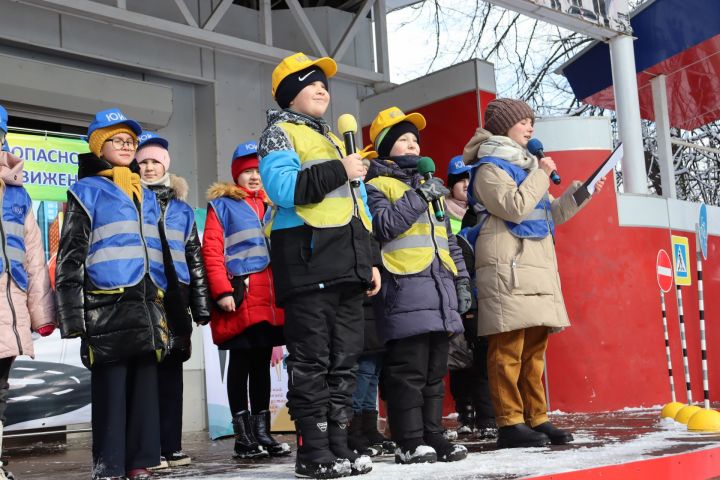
[{"left": 6, "top": 132, "right": 87, "bottom": 202}]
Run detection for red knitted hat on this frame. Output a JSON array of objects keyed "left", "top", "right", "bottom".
[{"left": 232, "top": 155, "right": 259, "bottom": 182}]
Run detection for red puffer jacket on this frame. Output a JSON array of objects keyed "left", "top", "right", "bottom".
[{"left": 201, "top": 183, "right": 284, "bottom": 345}]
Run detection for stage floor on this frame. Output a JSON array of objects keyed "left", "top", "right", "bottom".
[{"left": 6, "top": 408, "right": 720, "bottom": 479}]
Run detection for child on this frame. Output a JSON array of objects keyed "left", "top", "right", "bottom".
[
  {"left": 462, "top": 98, "right": 605, "bottom": 448},
  {"left": 136, "top": 132, "right": 211, "bottom": 468},
  {"left": 56, "top": 108, "right": 168, "bottom": 480},
  {"left": 201, "top": 142, "right": 289, "bottom": 459},
  {"left": 347, "top": 160, "right": 395, "bottom": 458},
  {"left": 363, "top": 106, "right": 470, "bottom": 464},
  {"left": 258, "top": 52, "right": 379, "bottom": 478},
  {"left": 0, "top": 105, "right": 56, "bottom": 480},
  {"left": 445, "top": 156, "right": 497, "bottom": 439}
]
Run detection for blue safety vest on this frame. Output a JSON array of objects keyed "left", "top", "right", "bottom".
[
  {"left": 0, "top": 186, "right": 31, "bottom": 291},
  {"left": 208, "top": 197, "right": 271, "bottom": 277},
  {"left": 468, "top": 156, "right": 554, "bottom": 239},
  {"left": 69, "top": 177, "right": 167, "bottom": 290},
  {"left": 163, "top": 199, "right": 195, "bottom": 285}
]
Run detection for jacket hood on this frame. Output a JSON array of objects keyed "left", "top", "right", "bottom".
[
  {"left": 0, "top": 151, "right": 24, "bottom": 186},
  {"left": 266, "top": 108, "right": 330, "bottom": 135},
  {"left": 366, "top": 156, "right": 424, "bottom": 188},
  {"left": 207, "top": 182, "right": 246, "bottom": 201},
  {"left": 77, "top": 152, "right": 140, "bottom": 179}
]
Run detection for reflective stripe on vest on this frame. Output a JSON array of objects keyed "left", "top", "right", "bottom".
[
  {"left": 164, "top": 199, "right": 195, "bottom": 285},
  {"left": 278, "top": 122, "right": 372, "bottom": 231},
  {"left": 367, "top": 176, "right": 457, "bottom": 276},
  {"left": 209, "top": 196, "right": 271, "bottom": 277},
  {"left": 0, "top": 186, "right": 31, "bottom": 291},
  {"left": 470, "top": 157, "right": 555, "bottom": 239},
  {"left": 69, "top": 177, "right": 167, "bottom": 290}
]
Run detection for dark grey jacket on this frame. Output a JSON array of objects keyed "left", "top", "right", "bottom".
[{"left": 364, "top": 157, "right": 468, "bottom": 344}]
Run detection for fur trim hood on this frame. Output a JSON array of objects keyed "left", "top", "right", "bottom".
[
  {"left": 169, "top": 174, "right": 189, "bottom": 201},
  {"left": 206, "top": 182, "right": 270, "bottom": 204}
]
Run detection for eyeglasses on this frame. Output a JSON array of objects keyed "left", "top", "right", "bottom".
[{"left": 105, "top": 137, "right": 138, "bottom": 150}]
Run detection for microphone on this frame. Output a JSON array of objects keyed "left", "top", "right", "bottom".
[
  {"left": 337, "top": 114, "right": 361, "bottom": 188},
  {"left": 527, "top": 138, "right": 561, "bottom": 185},
  {"left": 416, "top": 156, "right": 445, "bottom": 221}
]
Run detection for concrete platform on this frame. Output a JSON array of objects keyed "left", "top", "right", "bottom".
[{"left": 4, "top": 408, "right": 720, "bottom": 479}]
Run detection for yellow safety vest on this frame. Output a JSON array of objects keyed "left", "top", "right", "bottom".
[
  {"left": 278, "top": 122, "right": 372, "bottom": 232},
  {"left": 367, "top": 176, "right": 458, "bottom": 276}
]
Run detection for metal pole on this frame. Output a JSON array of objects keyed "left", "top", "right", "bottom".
[
  {"left": 650, "top": 75, "right": 677, "bottom": 199},
  {"left": 676, "top": 285, "right": 693, "bottom": 404},
  {"left": 696, "top": 242, "right": 710, "bottom": 409},
  {"left": 661, "top": 291, "right": 676, "bottom": 402},
  {"left": 608, "top": 34, "right": 647, "bottom": 194}
]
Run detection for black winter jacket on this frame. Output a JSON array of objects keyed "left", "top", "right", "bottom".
[
  {"left": 148, "top": 175, "right": 211, "bottom": 361},
  {"left": 56, "top": 154, "right": 168, "bottom": 369}
]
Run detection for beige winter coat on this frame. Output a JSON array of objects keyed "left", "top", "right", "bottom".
[
  {"left": 0, "top": 152, "right": 55, "bottom": 359},
  {"left": 472, "top": 163, "right": 586, "bottom": 336}
]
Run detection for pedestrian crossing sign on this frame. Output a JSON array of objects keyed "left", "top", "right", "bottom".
[{"left": 671, "top": 235, "right": 692, "bottom": 286}]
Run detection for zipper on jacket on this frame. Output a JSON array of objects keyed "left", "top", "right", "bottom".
[
  {"left": 427, "top": 209, "right": 449, "bottom": 332},
  {"left": 136, "top": 197, "right": 158, "bottom": 358},
  {"left": 0, "top": 194, "right": 23, "bottom": 355},
  {"left": 327, "top": 134, "right": 361, "bottom": 218}
]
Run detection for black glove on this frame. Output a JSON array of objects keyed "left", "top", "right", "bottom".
[
  {"left": 415, "top": 177, "right": 450, "bottom": 203},
  {"left": 455, "top": 277, "right": 472, "bottom": 315}
]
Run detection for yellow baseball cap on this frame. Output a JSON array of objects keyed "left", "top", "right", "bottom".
[
  {"left": 272, "top": 52, "right": 338, "bottom": 98},
  {"left": 369, "top": 107, "right": 426, "bottom": 147}
]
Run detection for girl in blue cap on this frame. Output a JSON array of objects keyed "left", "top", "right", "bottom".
[
  {"left": 201, "top": 142, "right": 288, "bottom": 460},
  {"left": 56, "top": 108, "right": 168, "bottom": 480},
  {"left": 136, "top": 133, "right": 211, "bottom": 469}
]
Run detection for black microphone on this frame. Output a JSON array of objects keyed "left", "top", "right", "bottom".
[
  {"left": 337, "top": 114, "right": 361, "bottom": 188},
  {"left": 527, "top": 138, "right": 561, "bottom": 185},
  {"left": 416, "top": 156, "right": 445, "bottom": 221}
]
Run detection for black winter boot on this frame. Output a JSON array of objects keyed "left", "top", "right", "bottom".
[
  {"left": 348, "top": 413, "right": 377, "bottom": 456},
  {"left": 328, "top": 420, "right": 372, "bottom": 475},
  {"left": 232, "top": 410, "right": 268, "bottom": 459},
  {"left": 360, "top": 410, "right": 395, "bottom": 454},
  {"left": 532, "top": 422, "right": 574, "bottom": 445},
  {"left": 456, "top": 403, "right": 475, "bottom": 435},
  {"left": 394, "top": 437, "right": 436, "bottom": 464},
  {"left": 497, "top": 424, "right": 550, "bottom": 448},
  {"left": 251, "top": 410, "right": 291, "bottom": 456},
  {"left": 295, "top": 417, "right": 351, "bottom": 479},
  {"left": 424, "top": 432, "right": 467, "bottom": 462},
  {"left": 422, "top": 396, "right": 466, "bottom": 462}
]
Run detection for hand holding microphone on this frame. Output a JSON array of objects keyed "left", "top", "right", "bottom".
[
  {"left": 527, "top": 138, "right": 561, "bottom": 185},
  {"left": 338, "top": 114, "right": 362, "bottom": 187},
  {"left": 416, "top": 156, "right": 449, "bottom": 221}
]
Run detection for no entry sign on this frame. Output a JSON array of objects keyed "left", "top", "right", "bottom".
[{"left": 656, "top": 249, "right": 673, "bottom": 292}]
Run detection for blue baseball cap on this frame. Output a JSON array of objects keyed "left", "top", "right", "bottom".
[
  {"left": 448, "top": 155, "right": 471, "bottom": 175},
  {"left": 87, "top": 108, "right": 142, "bottom": 139},
  {"left": 232, "top": 141, "right": 258, "bottom": 161},
  {"left": 138, "top": 131, "right": 169, "bottom": 150},
  {"left": 0, "top": 105, "right": 8, "bottom": 134}
]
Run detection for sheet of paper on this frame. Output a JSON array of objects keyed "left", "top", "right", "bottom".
[{"left": 587, "top": 143, "right": 623, "bottom": 194}]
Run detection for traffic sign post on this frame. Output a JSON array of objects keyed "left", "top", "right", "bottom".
[
  {"left": 656, "top": 249, "right": 676, "bottom": 402},
  {"left": 695, "top": 205, "right": 710, "bottom": 409}
]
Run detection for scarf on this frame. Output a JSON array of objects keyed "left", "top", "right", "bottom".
[
  {"left": 476, "top": 135, "right": 537, "bottom": 171},
  {"left": 444, "top": 195, "right": 467, "bottom": 221},
  {"left": 141, "top": 172, "right": 171, "bottom": 188},
  {"left": 98, "top": 166, "right": 143, "bottom": 202}
]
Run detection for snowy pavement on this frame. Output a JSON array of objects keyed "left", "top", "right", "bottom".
[{"left": 7, "top": 408, "right": 720, "bottom": 479}]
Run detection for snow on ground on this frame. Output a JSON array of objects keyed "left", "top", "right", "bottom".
[{"left": 165, "top": 415, "right": 715, "bottom": 480}]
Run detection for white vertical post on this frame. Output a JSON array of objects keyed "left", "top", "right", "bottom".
[
  {"left": 650, "top": 75, "right": 676, "bottom": 199},
  {"left": 260, "top": 0, "right": 273, "bottom": 46},
  {"left": 609, "top": 34, "right": 647, "bottom": 194}
]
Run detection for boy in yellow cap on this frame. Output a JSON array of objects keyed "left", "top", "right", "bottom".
[
  {"left": 258, "top": 52, "right": 380, "bottom": 478},
  {"left": 363, "top": 107, "right": 471, "bottom": 464}
]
